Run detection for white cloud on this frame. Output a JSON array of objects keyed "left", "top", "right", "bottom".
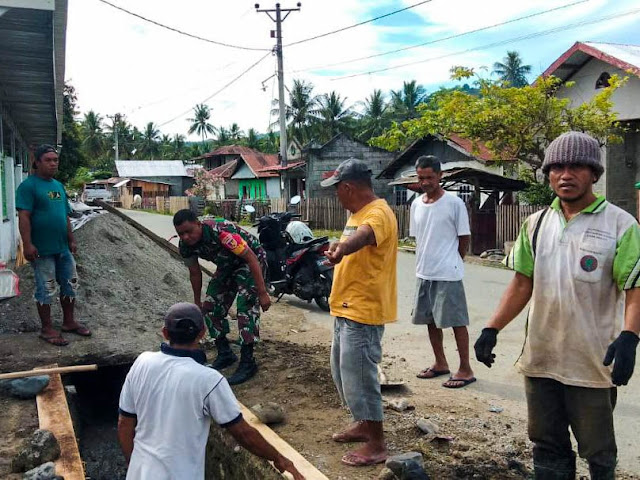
[{"left": 65, "top": 0, "right": 640, "bottom": 141}]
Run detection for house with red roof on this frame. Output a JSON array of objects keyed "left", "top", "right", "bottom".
[
  {"left": 541, "top": 41, "right": 640, "bottom": 217},
  {"left": 195, "top": 145, "right": 283, "bottom": 199}
]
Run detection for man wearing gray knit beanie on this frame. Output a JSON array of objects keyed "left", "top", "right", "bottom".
[{"left": 474, "top": 131, "right": 640, "bottom": 479}]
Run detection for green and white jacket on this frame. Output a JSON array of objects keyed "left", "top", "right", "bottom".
[{"left": 505, "top": 195, "right": 640, "bottom": 388}]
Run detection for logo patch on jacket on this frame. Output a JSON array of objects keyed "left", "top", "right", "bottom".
[{"left": 580, "top": 255, "right": 598, "bottom": 272}]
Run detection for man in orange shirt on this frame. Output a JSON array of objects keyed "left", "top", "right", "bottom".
[{"left": 322, "top": 158, "right": 398, "bottom": 467}]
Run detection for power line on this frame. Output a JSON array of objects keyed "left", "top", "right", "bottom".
[
  {"left": 159, "top": 52, "right": 272, "bottom": 128},
  {"left": 284, "top": 0, "right": 436, "bottom": 47},
  {"left": 330, "top": 7, "right": 640, "bottom": 81},
  {"left": 95, "top": 0, "right": 271, "bottom": 51},
  {"left": 294, "top": 0, "right": 590, "bottom": 73}
]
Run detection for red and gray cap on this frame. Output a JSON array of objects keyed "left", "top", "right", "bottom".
[
  {"left": 542, "top": 131, "right": 604, "bottom": 176},
  {"left": 164, "top": 302, "right": 204, "bottom": 334},
  {"left": 321, "top": 158, "right": 372, "bottom": 187}
]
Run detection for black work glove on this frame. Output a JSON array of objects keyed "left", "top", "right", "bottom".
[
  {"left": 474, "top": 328, "right": 499, "bottom": 368},
  {"left": 603, "top": 330, "right": 639, "bottom": 386}
]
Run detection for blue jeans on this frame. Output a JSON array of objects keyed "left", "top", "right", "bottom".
[
  {"left": 331, "top": 317, "right": 384, "bottom": 422},
  {"left": 32, "top": 250, "right": 78, "bottom": 305}
]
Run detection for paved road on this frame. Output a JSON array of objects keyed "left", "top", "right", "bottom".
[{"left": 120, "top": 208, "right": 640, "bottom": 472}]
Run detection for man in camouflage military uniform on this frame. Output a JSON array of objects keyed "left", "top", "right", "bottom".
[{"left": 173, "top": 209, "right": 270, "bottom": 385}]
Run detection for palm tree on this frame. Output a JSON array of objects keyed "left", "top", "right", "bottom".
[
  {"left": 390, "top": 80, "right": 427, "bottom": 121},
  {"left": 215, "top": 126, "right": 230, "bottom": 146},
  {"left": 187, "top": 104, "right": 216, "bottom": 150},
  {"left": 493, "top": 51, "right": 532, "bottom": 87},
  {"left": 358, "top": 89, "right": 391, "bottom": 142},
  {"left": 272, "top": 79, "right": 320, "bottom": 145},
  {"left": 317, "top": 91, "right": 355, "bottom": 142},
  {"left": 140, "top": 122, "right": 160, "bottom": 159},
  {"left": 172, "top": 134, "right": 186, "bottom": 158},
  {"left": 245, "top": 128, "right": 261, "bottom": 149},
  {"left": 229, "top": 123, "right": 244, "bottom": 141},
  {"left": 159, "top": 134, "right": 173, "bottom": 159},
  {"left": 81, "top": 111, "right": 105, "bottom": 164}
]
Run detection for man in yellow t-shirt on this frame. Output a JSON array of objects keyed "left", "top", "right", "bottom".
[{"left": 321, "top": 158, "right": 397, "bottom": 467}]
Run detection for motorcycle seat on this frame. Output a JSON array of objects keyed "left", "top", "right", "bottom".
[{"left": 294, "top": 236, "right": 329, "bottom": 248}]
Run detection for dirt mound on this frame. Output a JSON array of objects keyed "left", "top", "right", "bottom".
[{"left": 0, "top": 212, "right": 194, "bottom": 371}]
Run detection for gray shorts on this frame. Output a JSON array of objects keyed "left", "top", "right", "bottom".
[
  {"left": 330, "top": 317, "right": 384, "bottom": 422},
  {"left": 412, "top": 278, "right": 469, "bottom": 328}
]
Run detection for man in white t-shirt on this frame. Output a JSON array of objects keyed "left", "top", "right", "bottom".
[
  {"left": 118, "top": 302, "right": 303, "bottom": 480},
  {"left": 410, "top": 155, "right": 475, "bottom": 388}
]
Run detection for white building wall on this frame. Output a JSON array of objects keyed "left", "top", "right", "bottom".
[
  {"left": 266, "top": 177, "right": 281, "bottom": 199},
  {"left": 556, "top": 58, "right": 640, "bottom": 121}
]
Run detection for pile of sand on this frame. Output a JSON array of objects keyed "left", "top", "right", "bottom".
[{"left": 0, "top": 213, "right": 197, "bottom": 371}]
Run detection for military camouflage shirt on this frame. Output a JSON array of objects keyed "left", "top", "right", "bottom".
[{"left": 179, "top": 219, "right": 265, "bottom": 274}]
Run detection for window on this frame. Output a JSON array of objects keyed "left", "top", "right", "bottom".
[
  {"left": 458, "top": 184, "right": 473, "bottom": 204},
  {"left": 394, "top": 186, "right": 408, "bottom": 205},
  {"left": 595, "top": 72, "right": 611, "bottom": 89}
]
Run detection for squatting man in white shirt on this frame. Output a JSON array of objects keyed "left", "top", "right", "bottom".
[{"left": 118, "top": 302, "right": 304, "bottom": 480}]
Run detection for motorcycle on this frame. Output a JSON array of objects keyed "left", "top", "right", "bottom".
[{"left": 245, "top": 197, "right": 334, "bottom": 311}]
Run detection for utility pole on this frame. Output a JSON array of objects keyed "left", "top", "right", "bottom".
[
  {"left": 107, "top": 113, "right": 120, "bottom": 162},
  {"left": 256, "top": 2, "right": 301, "bottom": 201}
]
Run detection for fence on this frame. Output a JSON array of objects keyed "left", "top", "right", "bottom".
[
  {"left": 155, "top": 196, "right": 189, "bottom": 214},
  {"left": 205, "top": 199, "right": 271, "bottom": 220},
  {"left": 496, "top": 204, "right": 544, "bottom": 248}
]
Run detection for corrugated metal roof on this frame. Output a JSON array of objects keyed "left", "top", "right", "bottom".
[
  {"left": 196, "top": 145, "right": 280, "bottom": 178},
  {"left": 584, "top": 42, "right": 640, "bottom": 70},
  {"left": 0, "top": 1, "right": 67, "bottom": 146},
  {"left": 115, "top": 160, "right": 189, "bottom": 177},
  {"left": 541, "top": 41, "right": 640, "bottom": 82}
]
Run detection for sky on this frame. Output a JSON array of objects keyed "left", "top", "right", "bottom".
[{"left": 65, "top": 0, "right": 640, "bottom": 142}]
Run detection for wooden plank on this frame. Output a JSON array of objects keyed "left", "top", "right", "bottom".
[
  {"left": 240, "top": 405, "right": 329, "bottom": 480},
  {"left": 0, "top": 364, "right": 97, "bottom": 380},
  {"left": 36, "top": 365, "right": 84, "bottom": 480}
]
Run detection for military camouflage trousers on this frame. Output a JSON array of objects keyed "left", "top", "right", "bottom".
[{"left": 202, "top": 265, "right": 260, "bottom": 345}]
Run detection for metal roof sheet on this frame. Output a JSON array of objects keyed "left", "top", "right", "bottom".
[
  {"left": 115, "top": 160, "right": 189, "bottom": 178},
  {"left": 0, "top": 1, "right": 67, "bottom": 146}
]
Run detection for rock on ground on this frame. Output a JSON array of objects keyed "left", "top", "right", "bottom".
[
  {"left": 22, "top": 461, "right": 62, "bottom": 480},
  {"left": 11, "top": 430, "right": 60, "bottom": 473},
  {"left": 0, "top": 376, "right": 50, "bottom": 399},
  {"left": 251, "top": 402, "right": 286, "bottom": 424}
]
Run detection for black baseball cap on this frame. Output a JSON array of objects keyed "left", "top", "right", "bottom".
[
  {"left": 321, "top": 158, "right": 372, "bottom": 187},
  {"left": 164, "top": 302, "right": 204, "bottom": 335},
  {"left": 34, "top": 144, "right": 57, "bottom": 162}
]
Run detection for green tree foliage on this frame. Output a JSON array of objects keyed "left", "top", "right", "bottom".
[
  {"left": 493, "top": 51, "right": 532, "bottom": 87},
  {"left": 140, "top": 122, "right": 161, "bottom": 159},
  {"left": 371, "top": 68, "right": 627, "bottom": 173},
  {"left": 80, "top": 110, "right": 104, "bottom": 166},
  {"left": 316, "top": 91, "right": 356, "bottom": 142},
  {"left": 357, "top": 89, "right": 391, "bottom": 142},
  {"left": 390, "top": 80, "right": 427, "bottom": 121},
  {"left": 58, "top": 83, "right": 86, "bottom": 184},
  {"left": 187, "top": 104, "right": 216, "bottom": 149},
  {"left": 273, "top": 79, "right": 320, "bottom": 145}
]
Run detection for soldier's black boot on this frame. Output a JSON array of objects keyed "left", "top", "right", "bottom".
[
  {"left": 227, "top": 344, "right": 258, "bottom": 385},
  {"left": 209, "top": 336, "right": 237, "bottom": 370}
]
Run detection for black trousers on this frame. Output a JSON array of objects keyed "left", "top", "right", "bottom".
[{"left": 525, "top": 376, "right": 617, "bottom": 480}]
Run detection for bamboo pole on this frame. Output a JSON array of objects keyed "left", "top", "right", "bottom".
[{"left": 0, "top": 364, "right": 97, "bottom": 380}]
